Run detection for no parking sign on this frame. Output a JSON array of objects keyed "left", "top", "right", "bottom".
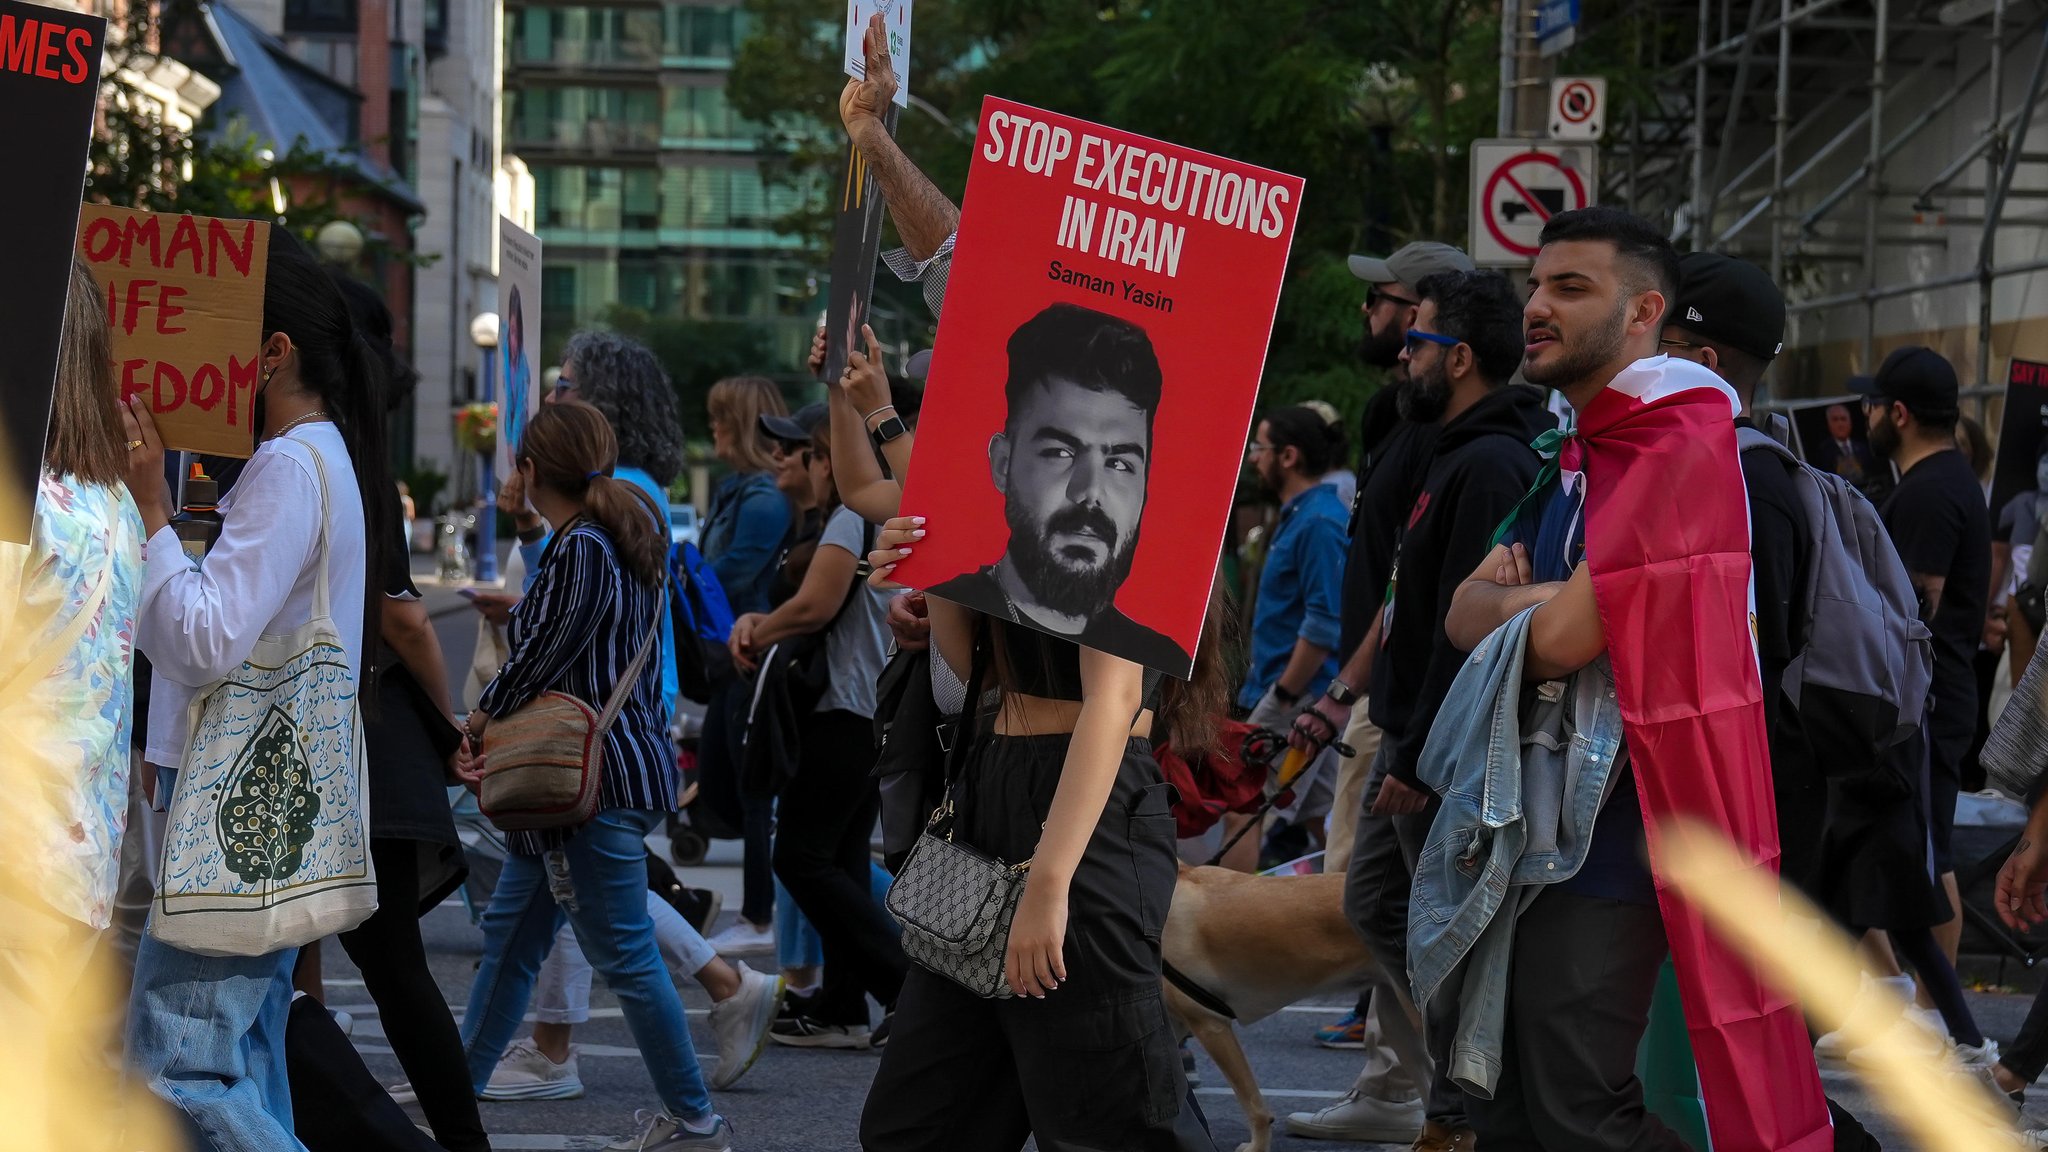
[
  {"left": 1467, "top": 139, "right": 1598, "bottom": 266},
  {"left": 1549, "top": 76, "right": 1607, "bottom": 139}
]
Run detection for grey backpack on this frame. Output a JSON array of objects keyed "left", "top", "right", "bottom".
[{"left": 1739, "top": 424, "right": 1933, "bottom": 771}]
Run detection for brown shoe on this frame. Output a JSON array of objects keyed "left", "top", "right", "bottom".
[{"left": 1412, "top": 1121, "right": 1478, "bottom": 1152}]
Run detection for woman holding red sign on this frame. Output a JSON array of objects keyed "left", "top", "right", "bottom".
[{"left": 855, "top": 314, "right": 1233, "bottom": 1149}]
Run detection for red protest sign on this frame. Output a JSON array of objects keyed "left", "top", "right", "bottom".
[
  {"left": 895, "top": 97, "right": 1304, "bottom": 679},
  {"left": 77, "top": 205, "right": 271, "bottom": 458}
]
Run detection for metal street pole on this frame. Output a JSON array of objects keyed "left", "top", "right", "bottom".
[{"left": 479, "top": 344, "right": 498, "bottom": 584}]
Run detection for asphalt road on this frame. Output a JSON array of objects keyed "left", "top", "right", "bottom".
[{"left": 394, "top": 573, "right": 2037, "bottom": 1151}]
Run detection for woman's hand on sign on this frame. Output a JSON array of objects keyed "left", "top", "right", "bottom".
[
  {"left": 841, "top": 325, "right": 892, "bottom": 417},
  {"left": 868, "top": 515, "right": 925, "bottom": 589},
  {"left": 121, "top": 397, "right": 173, "bottom": 535},
  {"left": 807, "top": 325, "right": 828, "bottom": 379},
  {"left": 839, "top": 12, "right": 898, "bottom": 136}
]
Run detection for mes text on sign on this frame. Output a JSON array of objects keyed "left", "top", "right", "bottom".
[{"left": 1468, "top": 140, "right": 1596, "bottom": 265}]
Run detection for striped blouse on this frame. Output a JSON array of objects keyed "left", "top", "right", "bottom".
[{"left": 479, "top": 518, "right": 677, "bottom": 853}]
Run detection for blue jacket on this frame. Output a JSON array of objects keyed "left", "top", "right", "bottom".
[
  {"left": 1406, "top": 606, "right": 1626, "bottom": 1097},
  {"left": 1238, "top": 483, "right": 1349, "bottom": 709},
  {"left": 701, "top": 471, "right": 792, "bottom": 616}
]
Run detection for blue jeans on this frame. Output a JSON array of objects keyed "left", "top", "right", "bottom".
[
  {"left": 461, "top": 807, "right": 713, "bottom": 1123},
  {"left": 126, "top": 936, "right": 302, "bottom": 1152}
]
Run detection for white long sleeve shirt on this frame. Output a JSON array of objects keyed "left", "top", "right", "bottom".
[{"left": 141, "top": 423, "right": 366, "bottom": 768}]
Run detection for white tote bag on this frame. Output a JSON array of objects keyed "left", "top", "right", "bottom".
[{"left": 150, "top": 444, "right": 376, "bottom": 957}]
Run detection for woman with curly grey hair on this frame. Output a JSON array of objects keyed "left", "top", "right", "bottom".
[{"left": 554, "top": 330, "right": 687, "bottom": 489}]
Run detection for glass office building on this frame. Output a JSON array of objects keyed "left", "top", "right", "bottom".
[{"left": 505, "top": 0, "right": 816, "bottom": 361}]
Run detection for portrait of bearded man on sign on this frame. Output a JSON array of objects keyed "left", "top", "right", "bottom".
[{"left": 927, "top": 301, "right": 1191, "bottom": 674}]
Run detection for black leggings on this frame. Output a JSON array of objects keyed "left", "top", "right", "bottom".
[
  {"left": 1852, "top": 923, "right": 1984, "bottom": 1049},
  {"left": 772, "top": 708, "right": 906, "bottom": 1026},
  {"left": 339, "top": 837, "right": 491, "bottom": 1152}
]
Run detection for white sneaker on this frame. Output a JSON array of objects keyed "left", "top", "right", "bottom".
[
  {"left": 1955, "top": 1038, "right": 2002, "bottom": 1071},
  {"left": 1282, "top": 1088, "right": 1424, "bottom": 1142},
  {"left": 330, "top": 1008, "right": 354, "bottom": 1036},
  {"left": 604, "top": 1110, "right": 733, "bottom": 1151},
  {"left": 1815, "top": 974, "right": 1916, "bottom": 1064},
  {"left": 1847, "top": 1007, "right": 1950, "bottom": 1071},
  {"left": 706, "top": 920, "right": 775, "bottom": 959},
  {"left": 707, "top": 964, "right": 783, "bottom": 1090},
  {"left": 481, "top": 1037, "right": 585, "bottom": 1101}
]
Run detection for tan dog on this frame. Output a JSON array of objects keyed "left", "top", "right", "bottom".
[{"left": 1161, "top": 864, "right": 1379, "bottom": 1152}]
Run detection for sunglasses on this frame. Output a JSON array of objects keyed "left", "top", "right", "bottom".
[
  {"left": 1658, "top": 337, "right": 1704, "bottom": 353},
  {"left": 552, "top": 375, "right": 577, "bottom": 397},
  {"left": 1369, "top": 286, "right": 1420, "bottom": 311},
  {"left": 1404, "top": 329, "right": 1459, "bottom": 352}
]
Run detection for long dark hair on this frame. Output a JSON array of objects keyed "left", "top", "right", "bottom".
[
  {"left": 1157, "top": 577, "right": 1237, "bottom": 756},
  {"left": 263, "top": 232, "right": 394, "bottom": 660},
  {"left": 520, "top": 401, "right": 667, "bottom": 588}
]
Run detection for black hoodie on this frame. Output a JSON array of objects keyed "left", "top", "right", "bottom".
[{"left": 1369, "top": 384, "right": 1553, "bottom": 787}]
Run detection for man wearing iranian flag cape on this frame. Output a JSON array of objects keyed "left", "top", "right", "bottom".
[{"left": 1445, "top": 208, "right": 1831, "bottom": 1152}]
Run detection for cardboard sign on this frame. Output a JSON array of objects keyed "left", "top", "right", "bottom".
[
  {"left": 895, "top": 97, "right": 1304, "bottom": 680},
  {"left": 821, "top": 106, "right": 899, "bottom": 382},
  {"left": 1991, "top": 358, "right": 2048, "bottom": 523},
  {"left": 76, "top": 205, "right": 271, "bottom": 459},
  {"left": 843, "top": 0, "right": 910, "bottom": 107},
  {"left": 0, "top": 0, "right": 105, "bottom": 543},
  {"left": 497, "top": 217, "right": 543, "bottom": 474}
]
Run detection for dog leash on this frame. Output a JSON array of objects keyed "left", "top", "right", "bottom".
[{"left": 1162, "top": 958, "right": 1238, "bottom": 1021}]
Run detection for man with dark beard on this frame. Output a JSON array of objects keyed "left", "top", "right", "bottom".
[
  {"left": 927, "top": 302, "right": 1190, "bottom": 674},
  {"left": 1855, "top": 346, "right": 1991, "bottom": 980},
  {"left": 1286, "top": 238, "right": 1477, "bottom": 1148},
  {"left": 1443, "top": 207, "right": 1833, "bottom": 1152},
  {"left": 1346, "top": 268, "right": 1545, "bottom": 1152}
]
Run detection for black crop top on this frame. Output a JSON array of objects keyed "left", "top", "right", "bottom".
[{"left": 992, "top": 618, "right": 1165, "bottom": 708}]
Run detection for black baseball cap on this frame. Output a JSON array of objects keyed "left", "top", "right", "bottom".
[
  {"left": 1854, "top": 346, "right": 1959, "bottom": 420},
  {"left": 1670, "top": 252, "right": 1785, "bottom": 362},
  {"left": 759, "top": 401, "right": 829, "bottom": 444}
]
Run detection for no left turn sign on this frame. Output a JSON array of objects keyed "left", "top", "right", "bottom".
[
  {"left": 1548, "top": 76, "right": 1607, "bottom": 140},
  {"left": 1467, "top": 139, "right": 1598, "bottom": 265}
]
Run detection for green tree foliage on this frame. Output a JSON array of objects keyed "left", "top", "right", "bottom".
[{"left": 729, "top": 0, "right": 1506, "bottom": 445}]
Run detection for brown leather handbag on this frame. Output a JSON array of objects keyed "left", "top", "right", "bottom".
[{"left": 478, "top": 596, "right": 662, "bottom": 831}]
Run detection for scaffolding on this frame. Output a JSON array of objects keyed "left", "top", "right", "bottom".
[{"left": 1503, "top": 0, "right": 2048, "bottom": 409}]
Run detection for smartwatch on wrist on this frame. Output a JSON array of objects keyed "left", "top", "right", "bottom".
[
  {"left": 1325, "top": 679, "right": 1360, "bottom": 707},
  {"left": 871, "top": 413, "right": 909, "bottom": 444},
  {"left": 516, "top": 521, "right": 548, "bottom": 545}
]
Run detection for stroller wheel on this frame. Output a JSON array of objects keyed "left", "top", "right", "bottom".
[{"left": 670, "top": 826, "right": 709, "bottom": 867}]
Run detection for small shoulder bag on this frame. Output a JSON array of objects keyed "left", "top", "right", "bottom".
[
  {"left": 479, "top": 562, "right": 663, "bottom": 832},
  {"left": 884, "top": 622, "right": 1029, "bottom": 999}
]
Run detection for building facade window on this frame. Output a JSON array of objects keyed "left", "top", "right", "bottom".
[
  {"left": 509, "top": 6, "right": 663, "bottom": 68},
  {"left": 663, "top": 5, "right": 738, "bottom": 62},
  {"left": 509, "top": 85, "right": 662, "bottom": 150},
  {"left": 661, "top": 84, "right": 754, "bottom": 147}
]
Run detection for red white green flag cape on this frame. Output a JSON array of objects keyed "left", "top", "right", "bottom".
[{"left": 1570, "top": 355, "right": 1832, "bottom": 1152}]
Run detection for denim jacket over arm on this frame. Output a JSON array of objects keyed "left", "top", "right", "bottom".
[{"left": 1406, "top": 606, "right": 1626, "bottom": 1098}]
